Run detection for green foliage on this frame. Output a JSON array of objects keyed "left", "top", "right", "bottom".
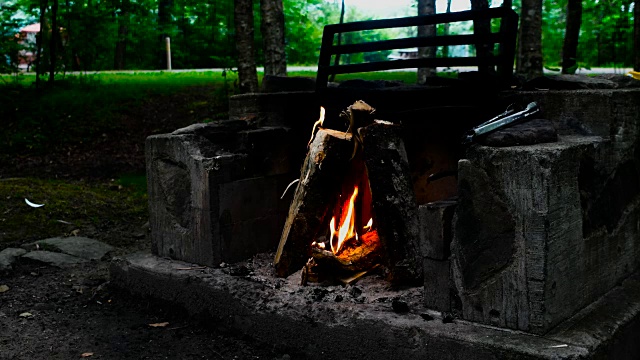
[
  {"left": 0, "top": 2, "right": 28, "bottom": 75},
  {"left": 542, "top": 0, "right": 636, "bottom": 67}
]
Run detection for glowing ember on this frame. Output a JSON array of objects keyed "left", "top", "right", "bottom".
[{"left": 307, "top": 106, "right": 326, "bottom": 147}]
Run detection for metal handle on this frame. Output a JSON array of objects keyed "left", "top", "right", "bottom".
[{"left": 462, "top": 102, "right": 540, "bottom": 144}]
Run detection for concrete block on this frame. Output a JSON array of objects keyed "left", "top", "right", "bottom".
[
  {"left": 147, "top": 122, "right": 299, "bottom": 266},
  {"left": 452, "top": 135, "right": 640, "bottom": 334},
  {"left": 418, "top": 201, "right": 456, "bottom": 260},
  {"left": 111, "top": 252, "right": 640, "bottom": 360}
]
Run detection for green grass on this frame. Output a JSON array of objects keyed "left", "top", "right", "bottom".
[
  {"left": 0, "top": 177, "right": 148, "bottom": 248},
  {"left": 0, "top": 71, "right": 238, "bottom": 155},
  {"left": 0, "top": 69, "right": 430, "bottom": 156}
]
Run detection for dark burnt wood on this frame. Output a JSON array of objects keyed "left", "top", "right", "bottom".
[{"left": 359, "top": 120, "right": 423, "bottom": 284}]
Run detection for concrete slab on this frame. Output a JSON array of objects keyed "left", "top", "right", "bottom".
[
  {"left": 0, "top": 248, "right": 27, "bottom": 272},
  {"left": 110, "top": 252, "right": 640, "bottom": 359},
  {"left": 23, "top": 251, "right": 88, "bottom": 267},
  {"left": 28, "top": 237, "right": 114, "bottom": 260}
]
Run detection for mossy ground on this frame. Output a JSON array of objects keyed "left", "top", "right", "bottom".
[{"left": 0, "top": 177, "right": 148, "bottom": 249}]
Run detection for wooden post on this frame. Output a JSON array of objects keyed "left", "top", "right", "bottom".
[{"left": 165, "top": 37, "right": 172, "bottom": 70}]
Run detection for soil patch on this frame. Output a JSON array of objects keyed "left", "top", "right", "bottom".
[{"left": 0, "top": 260, "right": 292, "bottom": 359}]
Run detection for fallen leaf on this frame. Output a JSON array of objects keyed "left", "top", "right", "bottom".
[
  {"left": 19, "top": 312, "right": 33, "bottom": 318},
  {"left": 25, "top": 199, "right": 44, "bottom": 208},
  {"left": 0, "top": 285, "right": 9, "bottom": 293},
  {"left": 81, "top": 352, "right": 94, "bottom": 357},
  {"left": 148, "top": 322, "right": 170, "bottom": 328},
  {"left": 550, "top": 344, "right": 568, "bottom": 348}
]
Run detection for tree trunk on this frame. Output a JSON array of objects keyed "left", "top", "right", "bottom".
[
  {"left": 114, "top": 0, "right": 129, "bottom": 70},
  {"left": 328, "top": 0, "right": 345, "bottom": 83},
  {"left": 234, "top": 0, "right": 259, "bottom": 93},
  {"left": 561, "top": 0, "right": 582, "bottom": 73},
  {"left": 158, "top": 0, "right": 173, "bottom": 69},
  {"left": 471, "top": 0, "right": 493, "bottom": 74},
  {"left": 516, "top": 0, "right": 543, "bottom": 79},
  {"left": 417, "top": 0, "right": 436, "bottom": 83},
  {"left": 35, "top": 0, "right": 46, "bottom": 89},
  {"left": 442, "top": 0, "right": 452, "bottom": 58},
  {"left": 260, "top": 0, "right": 286, "bottom": 76},
  {"left": 49, "top": 0, "right": 59, "bottom": 83},
  {"left": 634, "top": 0, "right": 639, "bottom": 71}
]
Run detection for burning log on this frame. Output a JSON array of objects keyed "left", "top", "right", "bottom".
[
  {"left": 312, "top": 230, "right": 382, "bottom": 273},
  {"left": 275, "top": 128, "right": 353, "bottom": 277},
  {"left": 277, "top": 102, "right": 421, "bottom": 286},
  {"left": 359, "top": 120, "right": 423, "bottom": 284}
]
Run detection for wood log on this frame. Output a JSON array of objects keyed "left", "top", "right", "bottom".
[
  {"left": 274, "top": 128, "right": 353, "bottom": 277},
  {"left": 359, "top": 120, "right": 423, "bottom": 285},
  {"left": 312, "top": 230, "right": 382, "bottom": 273}
]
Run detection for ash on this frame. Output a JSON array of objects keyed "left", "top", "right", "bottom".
[{"left": 222, "top": 252, "right": 428, "bottom": 325}]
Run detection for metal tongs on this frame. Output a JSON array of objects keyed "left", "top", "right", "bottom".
[{"left": 462, "top": 102, "right": 540, "bottom": 145}]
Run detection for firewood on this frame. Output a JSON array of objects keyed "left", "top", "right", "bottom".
[
  {"left": 340, "top": 100, "right": 376, "bottom": 159},
  {"left": 359, "top": 120, "right": 423, "bottom": 285},
  {"left": 312, "top": 230, "right": 382, "bottom": 273},
  {"left": 275, "top": 129, "right": 353, "bottom": 277}
]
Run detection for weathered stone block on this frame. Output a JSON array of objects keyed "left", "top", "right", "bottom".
[
  {"left": 480, "top": 119, "right": 558, "bottom": 147},
  {"left": 452, "top": 135, "right": 640, "bottom": 334},
  {"left": 147, "top": 122, "right": 298, "bottom": 266},
  {"left": 512, "top": 89, "right": 640, "bottom": 157},
  {"left": 418, "top": 201, "right": 456, "bottom": 260},
  {"left": 423, "top": 258, "right": 452, "bottom": 312},
  {"left": 228, "top": 91, "right": 319, "bottom": 129}
]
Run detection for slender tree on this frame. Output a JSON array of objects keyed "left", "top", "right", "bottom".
[
  {"left": 417, "top": 0, "right": 436, "bottom": 83},
  {"left": 158, "top": 0, "right": 173, "bottom": 69},
  {"left": 35, "top": 0, "right": 46, "bottom": 89},
  {"left": 634, "top": 0, "right": 639, "bottom": 71},
  {"left": 328, "top": 0, "right": 345, "bottom": 82},
  {"left": 260, "top": 0, "right": 286, "bottom": 76},
  {"left": 561, "top": 0, "right": 583, "bottom": 73},
  {"left": 234, "top": 0, "right": 259, "bottom": 92},
  {"left": 49, "top": 0, "right": 59, "bottom": 83},
  {"left": 114, "top": 0, "right": 130, "bottom": 70},
  {"left": 516, "top": 0, "right": 543, "bottom": 79}
]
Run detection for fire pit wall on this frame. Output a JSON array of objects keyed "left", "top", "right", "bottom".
[
  {"left": 146, "top": 90, "right": 315, "bottom": 266},
  {"left": 146, "top": 84, "right": 640, "bottom": 336},
  {"left": 439, "top": 89, "right": 640, "bottom": 335}
]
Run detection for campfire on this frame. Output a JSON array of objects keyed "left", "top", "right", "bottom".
[{"left": 275, "top": 101, "right": 422, "bottom": 285}]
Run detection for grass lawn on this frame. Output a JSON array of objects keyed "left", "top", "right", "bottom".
[
  {"left": 0, "top": 177, "right": 148, "bottom": 248},
  {"left": 0, "top": 70, "right": 422, "bottom": 156}
]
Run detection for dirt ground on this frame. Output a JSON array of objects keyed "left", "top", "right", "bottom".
[
  {"left": 0, "top": 86, "right": 297, "bottom": 359},
  {"left": 0, "top": 261, "right": 294, "bottom": 360}
]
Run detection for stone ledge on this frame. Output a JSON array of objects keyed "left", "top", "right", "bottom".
[{"left": 105, "top": 252, "right": 640, "bottom": 359}]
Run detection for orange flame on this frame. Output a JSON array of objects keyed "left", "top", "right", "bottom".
[
  {"left": 330, "top": 186, "right": 359, "bottom": 254},
  {"left": 307, "top": 106, "right": 326, "bottom": 147}
]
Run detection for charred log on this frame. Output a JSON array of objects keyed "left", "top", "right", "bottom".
[{"left": 359, "top": 120, "right": 423, "bottom": 285}]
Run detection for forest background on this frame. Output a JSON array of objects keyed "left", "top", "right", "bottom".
[{"left": 1, "top": 0, "right": 637, "bottom": 76}]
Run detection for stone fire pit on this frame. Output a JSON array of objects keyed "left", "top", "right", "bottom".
[{"left": 111, "top": 78, "right": 640, "bottom": 359}]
